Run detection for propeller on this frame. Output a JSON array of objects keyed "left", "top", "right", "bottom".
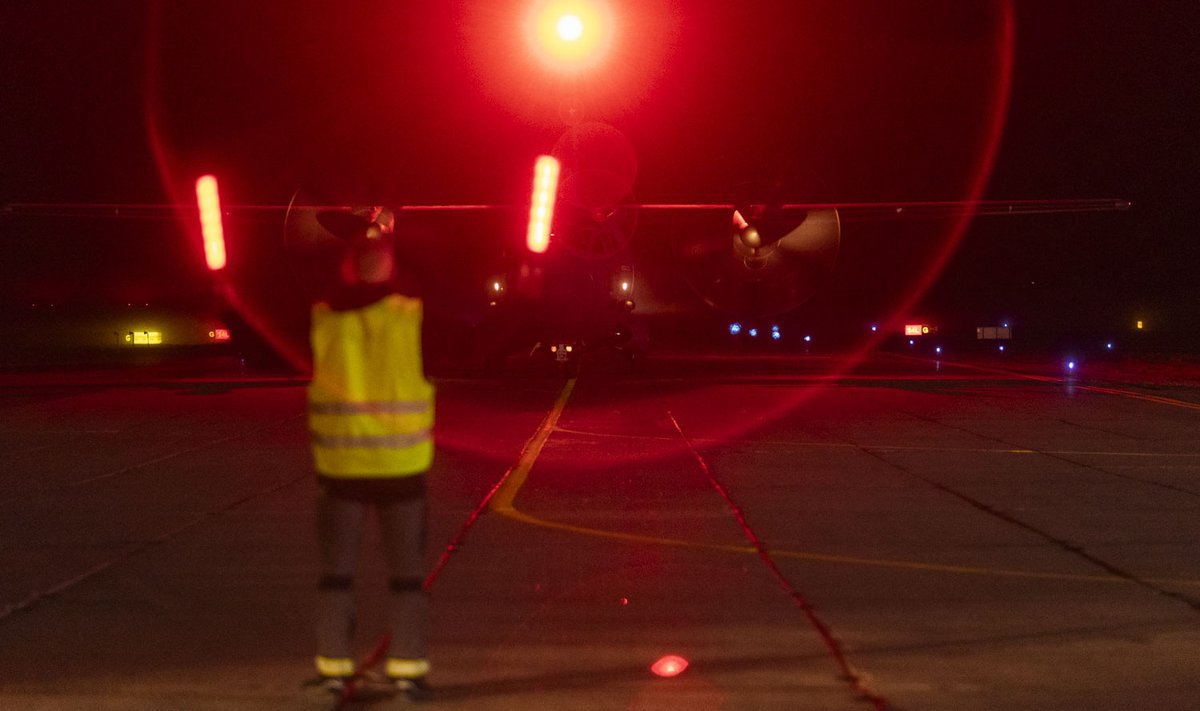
[
  {"left": 282, "top": 189, "right": 345, "bottom": 252},
  {"left": 675, "top": 206, "right": 841, "bottom": 317}
]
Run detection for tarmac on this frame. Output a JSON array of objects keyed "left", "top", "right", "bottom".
[{"left": 1, "top": 349, "right": 1198, "bottom": 710}]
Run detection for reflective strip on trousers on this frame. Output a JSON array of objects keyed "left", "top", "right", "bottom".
[
  {"left": 387, "top": 658, "right": 431, "bottom": 679},
  {"left": 315, "top": 656, "right": 356, "bottom": 678}
]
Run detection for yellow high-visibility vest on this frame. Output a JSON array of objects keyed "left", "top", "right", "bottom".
[{"left": 308, "top": 294, "right": 434, "bottom": 477}]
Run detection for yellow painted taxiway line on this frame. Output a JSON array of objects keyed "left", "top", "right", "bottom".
[{"left": 487, "top": 376, "right": 1200, "bottom": 589}]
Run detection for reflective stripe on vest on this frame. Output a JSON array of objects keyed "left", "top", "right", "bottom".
[
  {"left": 309, "top": 400, "right": 431, "bottom": 416},
  {"left": 310, "top": 429, "right": 432, "bottom": 450},
  {"left": 309, "top": 294, "right": 434, "bottom": 478}
]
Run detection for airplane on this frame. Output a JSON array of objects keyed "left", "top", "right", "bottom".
[
  {"left": 0, "top": 3, "right": 1132, "bottom": 372},
  {"left": 1, "top": 164, "right": 1128, "bottom": 374}
]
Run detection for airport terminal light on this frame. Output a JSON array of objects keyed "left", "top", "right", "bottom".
[
  {"left": 526, "top": 155, "right": 560, "bottom": 253},
  {"left": 127, "top": 330, "right": 163, "bottom": 346},
  {"left": 195, "top": 175, "right": 227, "bottom": 271}
]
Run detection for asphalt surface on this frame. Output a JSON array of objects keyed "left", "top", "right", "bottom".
[{"left": 1, "top": 350, "right": 1198, "bottom": 710}]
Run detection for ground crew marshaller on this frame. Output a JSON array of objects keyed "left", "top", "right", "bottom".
[{"left": 307, "top": 206, "right": 434, "bottom": 702}]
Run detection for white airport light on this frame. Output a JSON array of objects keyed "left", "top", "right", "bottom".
[
  {"left": 749, "top": 328, "right": 759, "bottom": 338},
  {"left": 729, "top": 322, "right": 742, "bottom": 335}
]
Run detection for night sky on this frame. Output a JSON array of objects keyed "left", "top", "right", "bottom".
[{"left": 2, "top": 1, "right": 1197, "bottom": 348}]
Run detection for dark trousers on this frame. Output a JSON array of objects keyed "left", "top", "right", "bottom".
[{"left": 315, "top": 484, "right": 428, "bottom": 665}]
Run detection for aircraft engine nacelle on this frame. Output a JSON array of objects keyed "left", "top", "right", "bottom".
[{"left": 678, "top": 208, "right": 840, "bottom": 318}]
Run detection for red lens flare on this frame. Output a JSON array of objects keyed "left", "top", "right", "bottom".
[{"left": 194, "top": 175, "right": 227, "bottom": 271}]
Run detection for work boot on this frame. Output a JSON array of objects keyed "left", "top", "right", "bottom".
[
  {"left": 392, "top": 675, "right": 433, "bottom": 703},
  {"left": 301, "top": 675, "right": 347, "bottom": 708}
]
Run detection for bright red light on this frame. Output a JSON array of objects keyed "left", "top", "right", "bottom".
[
  {"left": 650, "top": 655, "right": 689, "bottom": 678},
  {"left": 526, "top": 155, "right": 560, "bottom": 254},
  {"left": 527, "top": 0, "right": 614, "bottom": 73},
  {"left": 557, "top": 14, "right": 583, "bottom": 42},
  {"left": 195, "top": 175, "right": 227, "bottom": 271},
  {"left": 210, "top": 328, "right": 231, "bottom": 341}
]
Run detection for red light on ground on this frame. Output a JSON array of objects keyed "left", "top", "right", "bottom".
[
  {"left": 209, "top": 328, "right": 231, "bottom": 341},
  {"left": 526, "top": 155, "right": 560, "bottom": 254},
  {"left": 650, "top": 655, "right": 689, "bottom": 678},
  {"left": 195, "top": 175, "right": 227, "bottom": 271},
  {"left": 527, "top": 0, "right": 614, "bottom": 73}
]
